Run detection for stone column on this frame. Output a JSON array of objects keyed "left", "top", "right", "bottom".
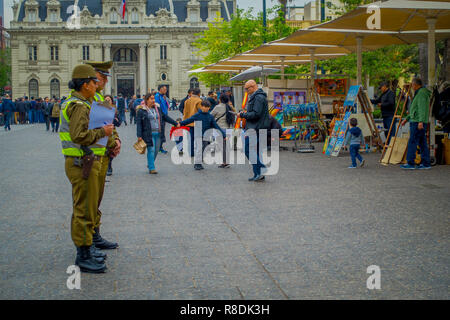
[
  {"left": 147, "top": 44, "right": 157, "bottom": 93},
  {"left": 170, "top": 43, "right": 181, "bottom": 98},
  {"left": 139, "top": 43, "right": 147, "bottom": 96},
  {"left": 93, "top": 44, "right": 102, "bottom": 61},
  {"left": 104, "top": 44, "right": 112, "bottom": 95}
]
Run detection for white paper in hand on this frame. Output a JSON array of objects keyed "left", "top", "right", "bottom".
[{"left": 89, "top": 101, "right": 116, "bottom": 147}]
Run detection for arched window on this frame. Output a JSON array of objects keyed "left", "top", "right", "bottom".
[
  {"left": 50, "top": 79, "right": 60, "bottom": 99},
  {"left": 49, "top": 9, "right": 58, "bottom": 22},
  {"left": 110, "top": 9, "right": 118, "bottom": 24},
  {"left": 190, "top": 77, "right": 199, "bottom": 89},
  {"left": 29, "top": 79, "right": 39, "bottom": 98},
  {"left": 113, "top": 48, "right": 137, "bottom": 62},
  {"left": 28, "top": 10, "right": 37, "bottom": 22},
  {"left": 131, "top": 8, "right": 139, "bottom": 24}
]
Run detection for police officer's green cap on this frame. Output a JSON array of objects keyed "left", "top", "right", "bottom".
[
  {"left": 85, "top": 61, "right": 113, "bottom": 76},
  {"left": 72, "top": 64, "right": 99, "bottom": 81}
]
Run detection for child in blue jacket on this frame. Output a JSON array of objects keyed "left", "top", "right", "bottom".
[
  {"left": 180, "top": 100, "right": 227, "bottom": 170},
  {"left": 344, "top": 118, "right": 365, "bottom": 168}
]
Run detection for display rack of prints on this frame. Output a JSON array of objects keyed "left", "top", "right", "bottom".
[{"left": 324, "top": 86, "right": 362, "bottom": 156}]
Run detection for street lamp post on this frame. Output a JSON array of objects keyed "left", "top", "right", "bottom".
[{"left": 263, "top": 0, "right": 267, "bottom": 43}]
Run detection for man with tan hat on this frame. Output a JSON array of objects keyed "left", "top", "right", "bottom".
[{"left": 85, "top": 61, "right": 121, "bottom": 250}]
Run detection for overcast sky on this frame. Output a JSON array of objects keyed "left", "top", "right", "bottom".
[{"left": 1, "top": 0, "right": 310, "bottom": 28}]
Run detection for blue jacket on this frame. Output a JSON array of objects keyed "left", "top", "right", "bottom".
[
  {"left": 155, "top": 93, "right": 169, "bottom": 115},
  {"left": 1, "top": 99, "right": 15, "bottom": 112},
  {"left": 345, "top": 127, "right": 364, "bottom": 146},
  {"left": 180, "top": 110, "right": 226, "bottom": 137}
]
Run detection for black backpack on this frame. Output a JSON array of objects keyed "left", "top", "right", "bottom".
[
  {"left": 225, "top": 104, "right": 235, "bottom": 126},
  {"left": 432, "top": 87, "right": 450, "bottom": 123}
]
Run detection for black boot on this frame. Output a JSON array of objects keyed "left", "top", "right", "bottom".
[
  {"left": 76, "top": 246, "right": 105, "bottom": 264},
  {"left": 90, "top": 244, "right": 107, "bottom": 259},
  {"left": 93, "top": 227, "right": 119, "bottom": 250},
  {"left": 75, "top": 246, "right": 107, "bottom": 273}
]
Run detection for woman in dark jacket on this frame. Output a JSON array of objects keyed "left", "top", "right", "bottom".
[{"left": 137, "top": 92, "right": 178, "bottom": 174}]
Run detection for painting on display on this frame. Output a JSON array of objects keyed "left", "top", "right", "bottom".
[
  {"left": 314, "top": 79, "right": 347, "bottom": 96},
  {"left": 273, "top": 91, "right": 307, "bottom": 108}
]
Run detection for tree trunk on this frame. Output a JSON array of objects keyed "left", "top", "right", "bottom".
[
  {"left": 278, "top": 0, "right": 288, "bottom": 19},
  {"left": 418, "top": 43, "right": 428, "bottom": 85}
]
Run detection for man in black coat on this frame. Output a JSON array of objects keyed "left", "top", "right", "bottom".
[
  {"left": 239, "top": 80, "right": 270, "bottom": 182},
  {"left": 117, "top": 93, "right": 127, "bottom": 126},
  {"left": 371, "top": 82, "right": 396, "bottom": 144},
  {"left": 43, "top": 97, "right": 53, "bottom": 131},
  {"left": 17, "top": 98, "right": 26, "bottom": 124},
  {"left": 179, "top": 89, "right": 192, "bottom": 115}
]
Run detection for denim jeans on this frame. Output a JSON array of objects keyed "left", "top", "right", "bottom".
[
  {"left": 349, "top": 144, "right": 363, "bottom": 167},
  {"left": 244, "top": 131, "right": 266, "bottom": 177},
  {"left": 406, "top": 122, "right": 430, "bottom": 166},
  {"left": 119, "top": 110, "right": 127, "bottom": 124},
  {"left": 147, "top": 132, "right": 161, "bottom": 171},
  {"left": 383, "top": 116, "right": 397, "bottom": 144},
  {"left": 4, "top": 112, "right": 11, "bottom": 130}
]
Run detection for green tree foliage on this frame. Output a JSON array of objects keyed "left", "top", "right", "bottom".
[
  {"left": 0, "top": 48, "right": 11, "bottom": 94},
  {"left": 316, "top": 44, "right": 419, "bottom": 86},
  {"left": 192, "top": 6, "right": 295, "bottom": 87}
]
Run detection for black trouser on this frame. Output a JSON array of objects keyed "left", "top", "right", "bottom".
[
  {"left": 50, "top": 117, "right": 59, "bottom": 132},
  {"left": 44, "top": 115, "right": 50, "bottom": 131},
  {"left": 130, "top": 109, "right": 136, "bottom": 124},
  {"left": 19, "top": 112, "right": 26, "bottom": 124}
]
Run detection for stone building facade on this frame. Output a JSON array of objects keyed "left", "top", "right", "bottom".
[{"left": 9, "top": 0, "right": 235, "bottom": 99}]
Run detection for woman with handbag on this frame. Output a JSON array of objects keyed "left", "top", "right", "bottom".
[
  {"left": 137, "top": 93, "right": 178, "bottom": 174},
  {"left": 211, "top": 94, "right": 236, "bottom": 168}
]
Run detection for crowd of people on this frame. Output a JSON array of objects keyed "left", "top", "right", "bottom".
[{"left": 0, "top": 95, "right": 63, "bottom": 132}]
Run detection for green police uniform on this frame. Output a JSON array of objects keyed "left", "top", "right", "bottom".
[
  {"left": 85, "top": 61, "right": 120, "bottom": 249},
  {"left": 60, "top": 65, "right": 105, "bottom": 248}
]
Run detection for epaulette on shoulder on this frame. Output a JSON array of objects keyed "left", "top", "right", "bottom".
[{"left": 69, "top": 100, "right": 87, "bottom": 108}]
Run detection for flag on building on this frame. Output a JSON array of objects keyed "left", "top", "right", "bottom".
[{"left": 119, "top": 0, "right": 126, "bottom": 20}]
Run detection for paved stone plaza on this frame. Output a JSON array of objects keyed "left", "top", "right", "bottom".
[{"left": 0, "top": 112, "right": 449, "bottom": 299}]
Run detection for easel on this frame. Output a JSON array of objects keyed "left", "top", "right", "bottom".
[
  {"left": 357, "top": 87, "right": 383, "bottom": 151},
  {"left": 379, "top": 84, "right": 412, "bottom": 164},
  {"left": 308, "top": 88, "right": 324, "bottom": 119},
  {"left": 324, "top": 85, "right": 381, "bottom": 157}
]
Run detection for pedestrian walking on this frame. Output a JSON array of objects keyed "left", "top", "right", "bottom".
[
  {"left": 43, "top": 97, "right": 52, "bottom": 131},
  {"left": 179, "top": 89, "right": 192, "bottom": 116},
  {"left": 401, "top": 77, "right": 432, "bottom": 170},
  {"left": 50, "top": 98, "right": 60, "bottom": 132},
  {"left": 117, "top": 93, "right": 127, "bottom": 126},
  {"left": 137, "top": 92, "right": 178, "bottom": 174},
  {"left": 183, "top": 88, "right": 202, "bottom": 157},
  {"left": 211, "top": 94, "right": 237, "bottom": 168},
  {"left": 60, "top": 64, "right": 114, "bottom": 273},
  {"left": 239, "top": 80, "right": 270, "bottom": 182},
  {"left": 179, "top": 100, "right": 227, "bottom": 170},
  {"left": 207, "top": 91, "right": 218, "bottom": 112},
  {"left": 155, "top": 85, "right": 170, "bottom": 154},
  {"left": 345, "top": 118, "right": 365, "bottom": 168},
  {"left": 1, "top": 94, "right": 14, "bottom": 131}
]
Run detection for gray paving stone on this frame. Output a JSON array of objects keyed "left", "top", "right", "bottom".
[{"left": 0, "top": 117, "right": 449, "bottom": 299}]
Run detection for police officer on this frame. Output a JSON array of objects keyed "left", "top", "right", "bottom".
[
  {"left": 60, "top": 64, "right": 114, "bottom": 273},
  {"left": 85, "top": 61, "right": 121, "bottom": 250}
]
